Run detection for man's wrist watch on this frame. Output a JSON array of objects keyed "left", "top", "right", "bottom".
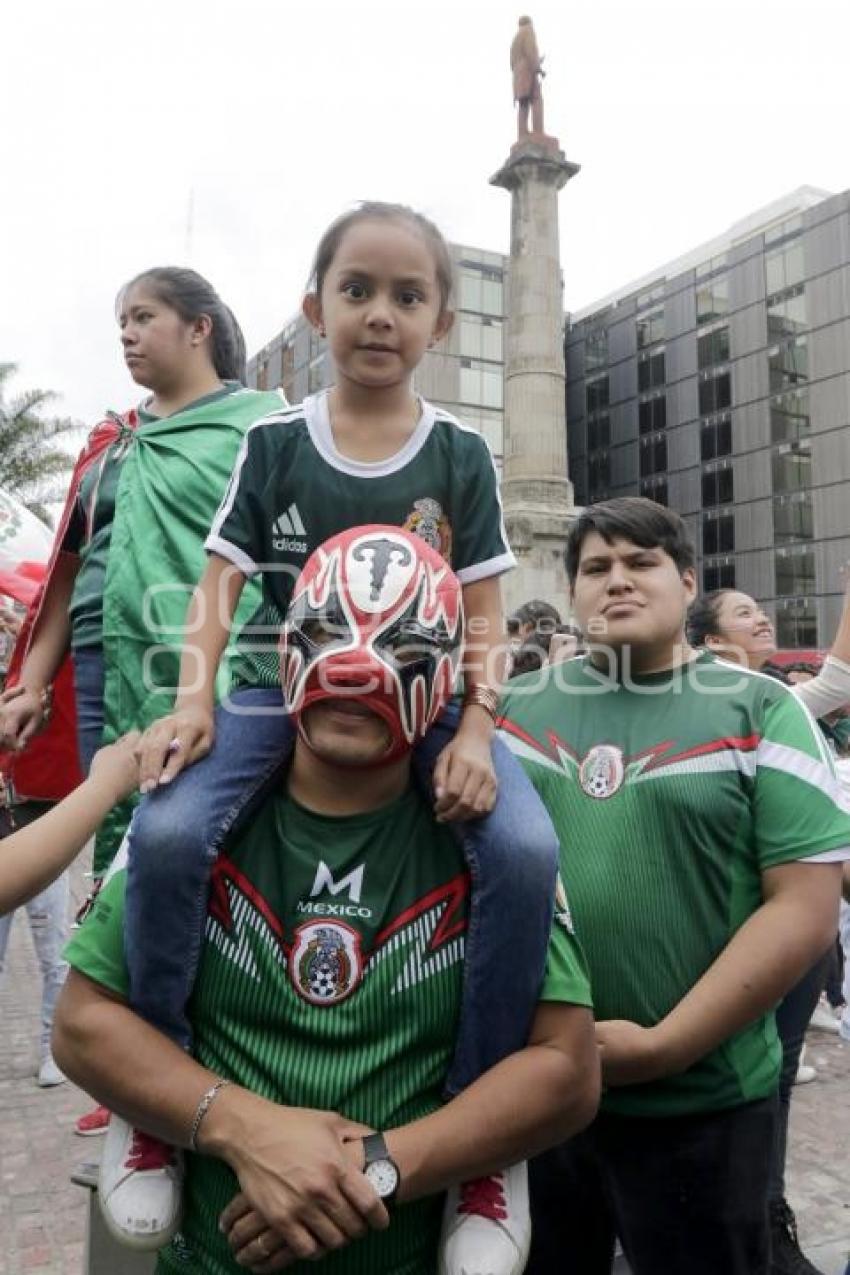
[{"left": 361, "top": 1132, "right": 400, "bottom": 1206}]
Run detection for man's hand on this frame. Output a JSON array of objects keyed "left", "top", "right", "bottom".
[
  {"left": 0, "top": 685, "right": 49, "bottom": 751},
  {"left": 88, "top": 732, "right": 142, "bottom": 805},
  {"left": 432, "top": 719, "right": 497, "bottom": 822},
  {"left": 595, "top": 1020, "right": 669, "bottom": 1087},
  {"left": 206, "top": 1097, "right": 388, "bottom": 1265},
  {"left": 136, "top": 704, "right": 215, "bottom": 793}
]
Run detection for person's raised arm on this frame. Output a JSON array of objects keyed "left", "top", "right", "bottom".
[
  {"left": 135, "top": 554, "right": 244, "bottom": 791},
  {"left": 432, "top": 575, "right": 507, "bottom": 822},
  {"left": 0, "top": 553, "right": 79, "bottom": 750},
  {"left": 793, "top": 564, "right": 850, "bottom": 721},
  {"left": 0, "top": 733, "right": 139, "bottom": 912}
]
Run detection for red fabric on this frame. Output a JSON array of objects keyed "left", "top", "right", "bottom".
[{"left": 1, "top": 411, "right": 138, "bottom": 800}]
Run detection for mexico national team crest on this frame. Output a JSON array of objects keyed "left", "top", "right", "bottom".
[
  {"left": 403, "top": 498, "right": 452, "bottom": 562},
  {"left": 290, "top": 921, "right": 363, "bottom": 1006},
  {"left": 579, "top": 745, "right": 625, "bottom": 800}
]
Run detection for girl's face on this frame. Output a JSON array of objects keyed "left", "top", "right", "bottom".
[
  {"left": 118, "top": 285, "right": 202, "bottom": 392},
  {"left": 707, "top": 591, "right": 776, "bottom": 668},
  {"left": 303, "top": 219, "right": 453, "bottom": 394}
]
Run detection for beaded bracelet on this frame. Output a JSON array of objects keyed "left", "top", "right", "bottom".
[{"left": 188, "top": 1078, "right": 231, "bottom": 1153}]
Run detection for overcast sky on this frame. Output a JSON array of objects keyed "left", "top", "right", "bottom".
[{"left": 3, "top": 0, "right": 849, "bottom": 430}]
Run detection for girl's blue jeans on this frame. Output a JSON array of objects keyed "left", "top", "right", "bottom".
[{"left": 124, "top": 688, "right": 558, "bottom": 1096}]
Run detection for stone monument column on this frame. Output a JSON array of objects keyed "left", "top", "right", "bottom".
[{"left": 491, "top": 18, "right": 580, "bottom": 613}]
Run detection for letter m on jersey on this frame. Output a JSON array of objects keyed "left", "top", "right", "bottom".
[{"left": 310, "top": 861, "right": 365, "bottom": 905}]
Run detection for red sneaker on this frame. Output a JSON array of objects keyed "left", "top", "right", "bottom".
[{"left": 75, "top": 1104, "right": 111, "bottom": 1136}]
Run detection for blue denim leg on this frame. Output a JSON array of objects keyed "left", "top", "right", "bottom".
[
  {"left": 71, "top": 648, "right": 106, "bottom": 774},
  {"left": 413, "top": 705, "right": 559, "bottom": 1096},
  {"left": 124, "top": 688, "right": 294, "bottom": 1048}
]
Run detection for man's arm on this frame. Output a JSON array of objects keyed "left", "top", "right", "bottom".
[
  {"left": 595, "top": 860, "right": 842, "bottom": 1086},
  {"left": 52, "top": 971, "right": 389, "bottom": 1262},
  {"left": 223, "top": 1001, "right": 598, "bottom": 1265},
  {"left": 378, "top": 1001, "right": 598, "bottom": 1199}
]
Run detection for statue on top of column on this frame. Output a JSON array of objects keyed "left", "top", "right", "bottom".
[{"left": 511, "top": 15, "right": 545, "bottom": 141}]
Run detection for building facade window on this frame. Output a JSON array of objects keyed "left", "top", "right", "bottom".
[
  {"left": 588, "top": 451, "right": 610, "bottom": 501},
  {"left": 586, "top": 375, "right": 610, "bottom": 414},
  {"left": 768, "top": 337, "right": 808, "bottom": 392},
  {"left": 765, "top": 241, "right": 805, "bottom": 295},
  {"left": 700, "top": 413, "right": 732, "bottom": 461},
  {"left": 587, "top": 414, "right": 611, "bottom": 451},
  {"left": 702, "top": 511, "right": 735, "bottom": 556},
  {"left": 458, "top": 264, "right": 503, "bottom": 316},
  {"left": 698, "top": 369, "right": 732, "bottom": 416},
  {"left": 703, "top": 558, "right": 736, "bottom": 591},
  {"left": 776, "top": 597, "right": 817, "bottom": 648},
  {"left": 637, "top": 309, "right": 665, "bottom": 348},
  {"left": 697, "top": 325, "right": 730, "bottom": 369},
  {"left": 773, "top": 492, "right": 813, "bottom": 544},
  {"left": 696, "top": 275, "right": 729, "bottom": 325},
  {"left": 585, "top": 328, "right": 608, "bottom": 372},
  {"left": 459, "top": 316, "right": 503, "bottom": 362},
  {"left": 767, "top": 285, "right": 807, "bottom": 340},
  {"left": 460, "top": 360, "right": 503, "bottom": 408},
  {"left": 702, "top": 460, "right": 734, "bottom": 507},
  {"left": 770, "top": 389, "right": 810, "bottom": 443},
  {"left": 638, "top": 394, "right": 667, "bottom": 435},
  {"left": 775, "top": 545, "right": 815, "bottom": 597},
  {"left": 639, "top": 432, "right": 667, "bottom": 477},
  {"left": 695, "top": 252, "right": 729, "bottom": 279},
  {"left": 772, "top": 439, "right": 812, "bottom": 493},
  {"left": 640, "top": 476, "right": 668, "bottom": 505},
  {"left": 637, "top": 349, "right": 665, "bottom": 392}
]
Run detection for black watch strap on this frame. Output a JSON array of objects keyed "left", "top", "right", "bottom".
[{"left": 362, "top": 1132, "right": 390, "bottom": 1166}]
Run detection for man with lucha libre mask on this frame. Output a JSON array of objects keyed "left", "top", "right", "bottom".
[{"left": 55, "top": 526, "right": 599, "bottom": 1275}]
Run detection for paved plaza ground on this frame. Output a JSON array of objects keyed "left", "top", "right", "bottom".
[{"left": 1, "top": 857, "right": 848, "bottom": 1274}]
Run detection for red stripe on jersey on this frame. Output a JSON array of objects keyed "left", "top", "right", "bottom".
[{"left": 371, "top": 872, "right": 470, "bottom": 955}]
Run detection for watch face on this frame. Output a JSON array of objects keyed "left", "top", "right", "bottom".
[{"left": 365, "top": 1158, "right": 399, "bottom": 1198}]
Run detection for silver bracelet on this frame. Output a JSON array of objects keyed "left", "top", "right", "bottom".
[{"left": 188, "top": 1078, "right": 231, "bottom": 1153}]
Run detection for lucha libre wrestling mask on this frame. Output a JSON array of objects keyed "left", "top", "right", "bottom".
[{"left": 281, "top": 525, "right": 464, "bottom": 764}]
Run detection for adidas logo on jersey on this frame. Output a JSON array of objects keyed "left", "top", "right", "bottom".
[{"left": 272, "top": 503, "right": 308, "bottom": 554}]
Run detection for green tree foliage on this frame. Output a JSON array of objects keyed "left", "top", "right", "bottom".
[{"left": 0, "top": 363, "right": 81, "bottom": 524}]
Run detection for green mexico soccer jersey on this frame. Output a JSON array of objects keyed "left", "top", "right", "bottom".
[
  {"left": 65, "top": 785, "right": 590, "bottom": 1275},
  {"left": 204, "top": 391, "right": 515, "bottom": 688},
  {"left": 499, "top": 652, "right": 850, "bottom": 1119}
]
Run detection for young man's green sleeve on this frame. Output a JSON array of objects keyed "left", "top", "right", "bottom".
[
  {"left": 539, "top": 873, "right": 593, "bottom": 1009},
  {"left": 754, "top": 691, "right": 850, "bottom": 869}
]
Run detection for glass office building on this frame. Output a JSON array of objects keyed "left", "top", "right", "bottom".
[{"left": 565, "top": 187, "right": 850, "bottom": 647}]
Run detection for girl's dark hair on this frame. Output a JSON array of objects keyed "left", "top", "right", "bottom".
[
  {"left": 565, "top": 497, "right": 695, "bottom": 585},
  {"left": 686, "top": 590, "right": 734, "bottom": 647},
  {"left": 118, "top": 267, "right": 247, "bottom": 383},
  {"left": 308, "top": 202, "right": 454, "bottom": 312}
]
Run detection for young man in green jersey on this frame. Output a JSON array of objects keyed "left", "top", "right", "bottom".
[
  {"left": 53, "top": 527, "right": 599, "bottom": 1275},
  {"left": 498, "top": 497, "right": 850, "bottom": 1275}
]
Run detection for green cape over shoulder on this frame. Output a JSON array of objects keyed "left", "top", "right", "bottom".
[{"left": 94, "top": 387, "right": 283, "bottom": 874}]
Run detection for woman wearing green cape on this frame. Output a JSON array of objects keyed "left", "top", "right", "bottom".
[{"left": 0, "top": 266, "right": 283, "bottom": 1132}]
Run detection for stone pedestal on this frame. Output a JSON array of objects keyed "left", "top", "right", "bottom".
[{"left": 490, "top": 137, "right": 580, "bottom": 615}]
